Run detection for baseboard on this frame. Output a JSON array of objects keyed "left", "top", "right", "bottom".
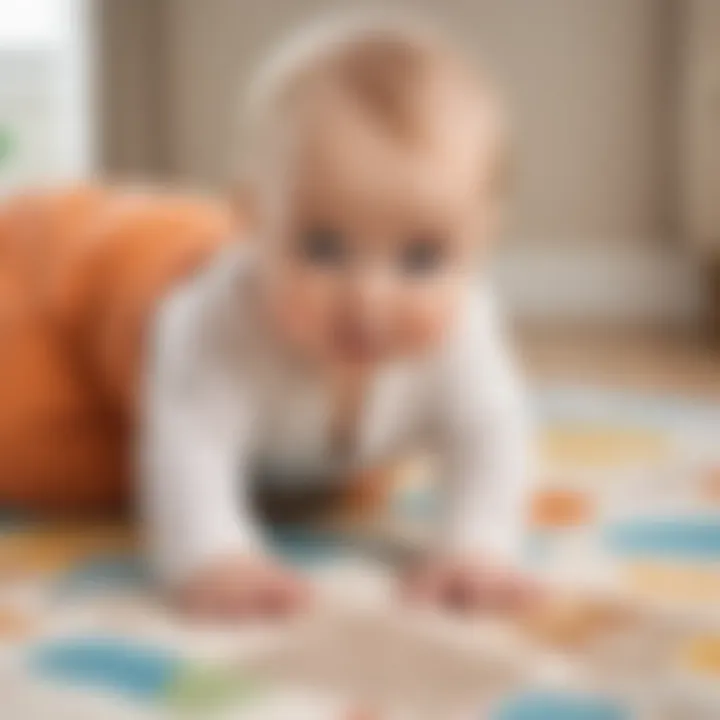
[{"left": 494, "top": 241, "right": 706, "bottom": 328}]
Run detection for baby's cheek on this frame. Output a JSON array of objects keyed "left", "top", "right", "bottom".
[
  {"left": 267, "top": 283, "right": 307, "bottom": 342},
  {"left": 285, "top": 298, "right": 319, "bottom": 344},
  {"left": 271, "top": 280, "right": 333, "bottom": 354},
  {"left": 401, "top": 292, "right": 456, "bottom": 352},
  {"left": 398, "top": 311, "right": 441, "bottom": 354}
]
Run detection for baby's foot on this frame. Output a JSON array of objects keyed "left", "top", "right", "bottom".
[
  {"left": 402, "top": 555, "right": 539, "bottom": 614},
  {"left": 175, "top": 555, "right": 312, "bottom": 621}
]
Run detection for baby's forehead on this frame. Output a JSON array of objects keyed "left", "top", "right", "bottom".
[
  {"left": 245, "top": 26, "right": 506, "bottom": 203},
  {"left": 280, "top": 89, "right": 499, "bottom": 220},
  {"left": 277, "top": 131, "right": 478, "bottom": 237}
]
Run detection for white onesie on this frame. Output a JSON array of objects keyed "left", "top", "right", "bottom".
[{"left": 139, "top": 244, "right": 531, "bottom": 586}]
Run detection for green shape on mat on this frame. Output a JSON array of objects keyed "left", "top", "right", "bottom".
[
  {"left": 0, "top": 126, "right": 16, "bottom": 164},
  {"left": 167, "top": 664, "right": 264, "bottom": 713}
]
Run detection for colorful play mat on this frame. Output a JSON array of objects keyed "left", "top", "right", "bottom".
[{"left": 0, "top": 385, "right": 718, "bottom": 719}]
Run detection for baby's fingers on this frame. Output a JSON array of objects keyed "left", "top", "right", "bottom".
[
  {"left": 402, "top": 559, "right": 541, "bottom": 615},
  {"left": 256, "top": 568, "right": 314, "bottom": 617},
  {"left": 177, "top": 576, "right": 254, "bottom": 620},
  {"left": 401, "top": 562, "right": 445, "bottom": 605},
  {"left": 174, "top": 557, "right": 313, "bottom": 622}
]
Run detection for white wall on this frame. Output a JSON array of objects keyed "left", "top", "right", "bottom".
[{"left": 0, "top": 0, "right": 93, "bottom": 192}]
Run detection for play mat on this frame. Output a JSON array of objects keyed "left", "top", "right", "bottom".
[{"left": 0, "top": 385, "right": 719, "bottom": 719}]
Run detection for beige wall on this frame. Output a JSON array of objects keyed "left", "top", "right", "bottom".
[
  {"left": 678, "top": 0, "right": 720, "bottom": 254},
  {"left": 139, "top": 0, "right": 673, "bottom": 248},
  {"left": 97, "top": 0, "right": 168, "bottom": 175},
  {"left": 98, "top": 0, "right": 704, "bottom": 325}
]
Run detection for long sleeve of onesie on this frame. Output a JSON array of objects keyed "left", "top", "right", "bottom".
[
  {"left": 433, "top": 286, "right": 533, "bottom": 564},
  {"left": 138, "top": 267, "right": 262, "bottom": 587}
]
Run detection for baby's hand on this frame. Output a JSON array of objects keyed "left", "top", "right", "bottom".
[
  {"left": 402, "top": 555, "right": 539, "bottom": 614},
  {"left": 175, "top": 555, "right": 312, "bottom": 621}
]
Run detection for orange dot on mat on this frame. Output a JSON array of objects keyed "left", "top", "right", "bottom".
[
  {"left": 703, "top": 467, "right": 720, "bottom": 505},
  {"left": 531, "top": 488, "right": 595, "bottom": 529},
  {"left": 0, "top": 607, "right": 37, "bottom": 640}
]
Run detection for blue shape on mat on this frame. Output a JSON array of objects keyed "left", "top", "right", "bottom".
[
  {"left": 54, "top": 554, "right": 148, "bottom": 597},
  {"left": 605, "top": 516, "right": 720, "bottom": 561},
  {"left": 267, "top": 526, "right": 351, "bottom": 567},
  {"left": 496, "top": 692, "right": 626, "bottom": 720},
  {"left": 30, "top": 636, "right": 182, "bottom": 701}
]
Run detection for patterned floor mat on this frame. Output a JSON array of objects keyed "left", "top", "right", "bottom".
[{"left": 0, "top": 385, "right": 718, "bottom": 719}]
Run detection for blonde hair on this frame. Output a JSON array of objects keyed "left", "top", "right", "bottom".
[{"left": 239, "top": 13, "right": 510, "bottom": 198}]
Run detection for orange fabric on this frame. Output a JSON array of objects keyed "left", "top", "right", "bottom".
[{"left": 0, "top": 187, "right": 236, "bottom": 513}]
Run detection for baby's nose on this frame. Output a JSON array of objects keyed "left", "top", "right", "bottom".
[{"left": 347, "top": 266, "right": 394, "bottom": 319}]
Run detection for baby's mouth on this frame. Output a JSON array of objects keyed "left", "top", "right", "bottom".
[{"left": 332, "top": 322, "right": 382, "bottom": 363}]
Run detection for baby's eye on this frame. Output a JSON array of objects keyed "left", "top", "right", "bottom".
[
  {"left": 298, "top": 228, "right": 347, "bottom": 267},
  {"left": 399, "top": 238, "right": 446, "bottom": 276}
]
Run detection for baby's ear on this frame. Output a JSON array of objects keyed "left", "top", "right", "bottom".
[{"left": 228, "top": 182, "right": 260, "bottom": 237}]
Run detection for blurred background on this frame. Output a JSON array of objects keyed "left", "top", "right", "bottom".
[
  {"left": 0, "top": 4, "right": 719, "bottom": 716},
  {"left": 0, "top": 0, "right": 718, "bottom": 386}
]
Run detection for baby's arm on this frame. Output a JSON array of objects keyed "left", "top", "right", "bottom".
[
  {"left": 139, "top": 282, "right": 308, "bottom": 619},
  {"left": 407, "top": 288, "right": 535, "bottom": 611}
]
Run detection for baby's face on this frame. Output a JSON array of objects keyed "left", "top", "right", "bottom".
[{"left": 257, "top": 100, "right": 498, "bottom": 369}]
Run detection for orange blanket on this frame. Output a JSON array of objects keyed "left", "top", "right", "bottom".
[{"left": 0, "top": 187, "right": 236, "bottom": 512}]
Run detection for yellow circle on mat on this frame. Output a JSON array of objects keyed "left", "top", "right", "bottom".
[
  {"left": 624, "top": 563, "right": 720, "bottom": 605},
  {"left": 682, "top": 636, "right": 720, "bottom": 678},
  {"left": 0, "top": 523, "right": 136, "bottom": 576},
  {"left": 542, "top": 426, "right": 671, "bottom": 468}
]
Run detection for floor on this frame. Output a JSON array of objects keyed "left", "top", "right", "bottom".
[
  {"left": 519, "top": 327, "right": 720, "bottom": 400},
  {"left": 1, "top": 326, "right": 719, "bottom": 718}
]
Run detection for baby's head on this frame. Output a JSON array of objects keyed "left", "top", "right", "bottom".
[{"left": 239, "top": 16, "right": 507, "bottom": 369}]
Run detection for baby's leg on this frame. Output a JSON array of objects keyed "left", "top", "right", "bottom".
[{"left": 0, "top": 186, "right": 236, "bottom": 514}]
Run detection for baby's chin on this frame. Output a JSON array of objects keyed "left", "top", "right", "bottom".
[
  {"left": 333, "top": 347, "right": 392, "bottom": 369},
  {"left": 330, "top": 329, "right": 384, "bottom": 366},
  {"left": 327, "top": 323, "right": 432, "bottom": 368},
  {"left": 279, "top": 323, "right": 437, "bottom": 369},
  {"left": 327, "top": 335, "right": 436, "bottom": 369}
]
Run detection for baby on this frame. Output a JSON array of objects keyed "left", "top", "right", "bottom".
[{"left": 141, "top": 18, "right": 533, "bottom": 619}]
